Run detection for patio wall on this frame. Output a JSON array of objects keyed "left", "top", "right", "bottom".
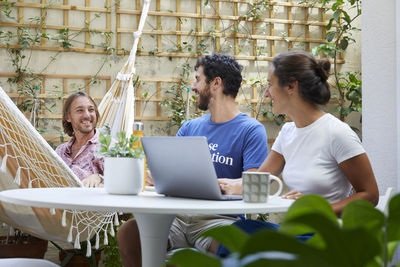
[
  {"left": 0, "top": 0, "right": 361, "bottom": 149},
  {"left": 363, "top": 0, "right": 399, "bottom": 262}
]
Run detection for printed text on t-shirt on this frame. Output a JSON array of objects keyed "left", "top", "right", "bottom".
[{"left": 208, "top": 143, "right": 233, "bottom": 166}]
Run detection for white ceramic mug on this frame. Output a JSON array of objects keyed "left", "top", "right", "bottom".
[
  {"left": 104, "top": 157, "right": 144, "bottom": 195},
  {"left": 242, "top": 172, "right": 283, "bottom": 203}
]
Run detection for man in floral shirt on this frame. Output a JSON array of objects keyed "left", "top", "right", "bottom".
[{"left": 55, "top": 92, "right": 103, "bottom": 187}]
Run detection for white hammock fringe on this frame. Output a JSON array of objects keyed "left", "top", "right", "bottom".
[
  {"left": 0, "top": 154, "right": 8, "bottom": 173},
  {"left": 86, "top": 239, "right": 92, "bottom": 257},
  {"left": 74, "top": 232, "right": 81, "bottom": 249},
  {"left": 13, "top": 167, "right": 21, "bottom": 186}
]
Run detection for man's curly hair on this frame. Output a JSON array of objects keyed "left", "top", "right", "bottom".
[{"left": 195, "top": 53, "right": 243, "bottom": 98}]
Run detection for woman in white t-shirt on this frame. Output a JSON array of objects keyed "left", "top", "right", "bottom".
[{"left": 219, "top": 51, "right": 379, "bottom": 215}]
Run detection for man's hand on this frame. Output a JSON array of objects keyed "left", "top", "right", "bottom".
[
  {"left": 281, "top": 190, "right": 304, "bottom": 199},
  {"left": 145, "top": 170, "right": 154, "bottom": 186},
  {"left": 218, "top": 178, "right": 242, "bottom": 195},
  {"left": 82, "top": 174, "right": 104, "bottom": 188}
]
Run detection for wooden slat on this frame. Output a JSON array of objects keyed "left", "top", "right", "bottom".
[
  {"left": 3, "top": 2, "right": 110, "bottom": 12},
  {"left": 176, "top": 0, "right": 181, "bottom": 49},
  {"left": 233, "top": 2, "right": 238, "bottom": 56},
  {"left": 156, "top": 0, "right": 162, "bottom": 53},
  {"left": 287, "top": 0, "right": 293, "bottom": 50},
  {"left": 215, "top": 1, "right": 220, "bottom": 53},
  {"left": 116, "top": 0, "right": 121, "bottom": 54},
  {"left": 116, "top": 10, "right": 330, "bottom": 27},
  {"left": 63, "top": 0, "right": 69, "bottom": 26},
  {"left": 156, "top": 82, "right": 162, "bottom": 117},
  {"left": 196, "top": 0, "right": 202, "bottom": 54},
  {"left": 41, "top": 0, "right": 47, "bottom": 46},
  {"left": 85, "top": 0, "right": 90, "bottom": 49}
]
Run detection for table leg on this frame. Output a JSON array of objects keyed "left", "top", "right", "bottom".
[{"left": 134, "top": 213, "right": 176, "bottom": 267}]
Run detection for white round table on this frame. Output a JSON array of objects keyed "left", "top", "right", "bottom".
[{"left": 0, "top": 188, "right": 294, "bottom": 267}]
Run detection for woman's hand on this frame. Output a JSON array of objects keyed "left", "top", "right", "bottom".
[
  {"left": 82, "top": 174, "right": 103, "bottom": 188},
  {"left": 281, "top": 190, "right": 304, "bottom": 199},
  {"left": 218, "top": 178, "right": 242, "bottom": 195}
]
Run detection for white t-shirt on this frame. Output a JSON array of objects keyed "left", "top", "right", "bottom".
[{"left": 272, "top": 113, "right": 365, "bottom": 203}]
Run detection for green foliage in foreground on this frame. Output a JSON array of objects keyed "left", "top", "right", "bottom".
[{"left": 169, "top": 194, "right": 400, "bottom": 267}]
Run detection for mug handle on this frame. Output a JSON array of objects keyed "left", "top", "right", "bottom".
[{"left": 269, "top": 174, "right": 283, "bottom": 197}]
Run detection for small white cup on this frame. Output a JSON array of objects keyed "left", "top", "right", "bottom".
[{"left": 242, "top": 172, "right": 283, "bottom": 203}]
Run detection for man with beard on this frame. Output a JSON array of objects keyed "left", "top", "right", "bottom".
[
  {"left": 117, "top": 53, "right": 268, "bottom": 267},
  {"left": 55, "top": 92, "right": 104, "bottom": 187}
]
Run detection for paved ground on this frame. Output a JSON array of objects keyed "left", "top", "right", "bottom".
[{"left": 0, "top": 226, "right": 106, "bottom": 266}]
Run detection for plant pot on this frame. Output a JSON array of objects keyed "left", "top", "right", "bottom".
[
  {"left": 0, "top": 236, "right": 48, "bottom": 258},
  {"left": 104, "top": 157, "right": 144, "bottom": 195},
  {"left": 59, "top": 249, "right": 101, "bottom": 267}
]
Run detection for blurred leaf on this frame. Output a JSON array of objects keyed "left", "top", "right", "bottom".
[
  {"left": 201, "top": 225, "right": 249, "bottom": 254},
  {"left": 341, "top": 200, "right": 384, "bottom": 237},
  {"left": 388, "top": 194, "right": 400, "bottom": 242},
  {"left": 168, "top": 249, "right": 222, "bottom": 267}
]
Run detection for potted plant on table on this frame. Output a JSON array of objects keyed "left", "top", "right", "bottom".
[{"left": 98, "top": 131, "right": 145, "bottom": 195}]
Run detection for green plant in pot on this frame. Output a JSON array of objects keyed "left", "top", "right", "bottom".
[
  {"left": 168, "top": 194, "right": 400, "bottom": 267},
  {"left": 98, "top": 131, "right": 145, "bottom": 195}
]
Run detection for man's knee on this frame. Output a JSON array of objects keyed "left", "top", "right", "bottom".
[{"left": 117, "top": 219, "right": 140, "bottom": 247}]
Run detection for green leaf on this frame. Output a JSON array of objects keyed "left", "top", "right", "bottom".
[
  {"left": 341, "top": 200, "right": 384, "bottom": 237},
  {"left": 326, "top": 32, "right": 336, "bottom": 42},
  {"left": 283, "top": 195, "right": 338, "bottom": 226},
  {"left": 340, "top": 39, "right": 349, "bottom": 50},
  {"left": 201, "top": 225, "right": 249, "bottom": 254},
  {"left": 240, "top": 230, "right": 326, "bottom": 267},
  {"left": 333, "top": 10, "right": 341, "bottom": 22},
  {"left": 283, "top": 213, "right": 381, "bottom": 267},
  {"left": 168, "top": 249, "right": 222, "bottom": 267},
  {"left": 388, "top": 194, "right": 400, "bottom": 242}
]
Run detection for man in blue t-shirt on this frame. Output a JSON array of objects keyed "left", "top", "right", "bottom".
[{"left": 117, "top": 54, "right": 268, "bottom": 267}]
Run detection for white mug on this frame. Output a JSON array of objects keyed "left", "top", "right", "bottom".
[{"left": 242, "top": 172, "right": 283, "bottom": 203}]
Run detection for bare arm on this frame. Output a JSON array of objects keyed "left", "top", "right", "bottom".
[
  {"left": 332, "top": 153, "right": 379, "bottom": 216},
  {"left": 258, "top": 150, "right": 285, "bottom": 176}
]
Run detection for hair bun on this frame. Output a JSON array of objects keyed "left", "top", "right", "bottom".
[{"left": 316, "top": 59, "right": 331, "bottom": 82}]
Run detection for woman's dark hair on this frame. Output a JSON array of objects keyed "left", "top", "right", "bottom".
[
  {"left": 195, "top": 53, "right": 243, "bottom": 98},
  {"left": 62, "top": 92, "right": 100, "bottom": 137},
  {"left": 272, "top": 50, "right": 331, "bottom": 105}
]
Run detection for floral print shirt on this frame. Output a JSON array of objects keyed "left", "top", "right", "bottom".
[{"left": 55, "top": 130, "right": 104, "bottom": 181}]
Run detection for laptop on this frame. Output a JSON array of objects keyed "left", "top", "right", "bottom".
[{"left": 141, "top": 136, "right": 242, "bottom": 201}]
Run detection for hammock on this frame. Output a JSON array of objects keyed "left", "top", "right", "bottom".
[
  {"left": 0, "top": 86, "right": 117, "bottom": 257},
  {"left": 98, "top": 0, "right": 151, "bottom": 136}
]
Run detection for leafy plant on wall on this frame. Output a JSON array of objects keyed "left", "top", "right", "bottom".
[
  {"left": 0, "top": 0, "right": 117, "bottom": 134},
  {"left": 309, "top": 0, "right": 362, "bottom": 130}
]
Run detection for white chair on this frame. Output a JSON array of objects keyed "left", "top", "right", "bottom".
[
  {"left": 376, "top": 187, "right": 394, "bottom": 215},
  {"left": 0, "top": 258, "right": 59, "bottom": 267}
]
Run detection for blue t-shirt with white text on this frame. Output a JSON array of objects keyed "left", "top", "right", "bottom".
[{"left": 177, "top": 113, "right": 268, "bottom": 179}]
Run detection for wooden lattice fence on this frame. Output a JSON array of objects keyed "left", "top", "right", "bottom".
[{"left": 0, "top": 0, "right": 338, "bottom": 144}]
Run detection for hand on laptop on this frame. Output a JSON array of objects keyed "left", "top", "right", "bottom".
[
  {"left": 218, "top": 178, "right": 242, "bottom": 195},
  {"left": 145, "top": 170, "right": 154, "bottom": 186}
]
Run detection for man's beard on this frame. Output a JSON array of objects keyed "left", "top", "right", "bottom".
[{"left": 197, "top": 85, "right": 211, "bottom": 111}]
